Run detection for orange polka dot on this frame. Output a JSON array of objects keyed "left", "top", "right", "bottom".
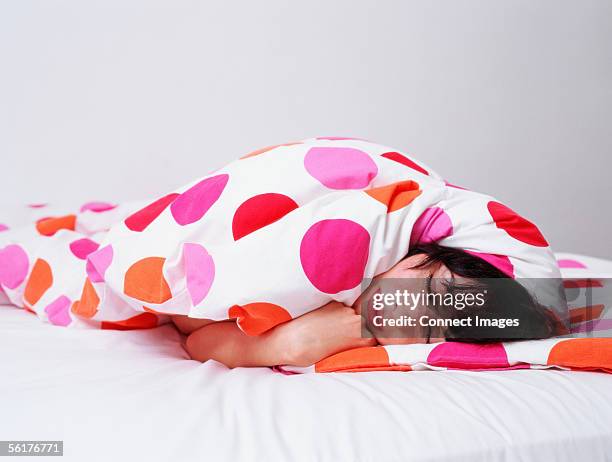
[
  {"left": 101, "top": 312, "right": 159, "bottom": 330},
  {"left": 315, "top": 346, "right": 391, "bottom": 373},
  {"left": 36, "top": 215, "right": 77, "bottom": 236},
  {"left": 71, "top": 278, "right": 100, "bottom": 318},
  {"left": 228, "top": 302, "right": 292, "bottom": 336},
  {"left": 241, "top": 142, "right": 302, "bottom": 159},
  {"left": 24, "top": 258, "right": 53, "bottom": 306},
  {"left": 548, "top": 338, "right": 612, "bottom": 373},
  {"left": 365, "top": 180, "right": 422, "bottom": 212},
  {"left": 569, "top": 304, "right": 604, "bottom": 324},
  {"left": 123, "top": 257, "right": 172, "bottom": 304}
]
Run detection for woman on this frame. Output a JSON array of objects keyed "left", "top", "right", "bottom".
[
  {"left": 0, "top": 138, "right": 565, "bottom": 367},
  {"left": 176, "top": 243, "right": 561, "bottom": 368}
]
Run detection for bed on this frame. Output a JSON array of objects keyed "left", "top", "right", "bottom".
[{"left": 2, "top": 254, "right": 612, "bottom": 462}]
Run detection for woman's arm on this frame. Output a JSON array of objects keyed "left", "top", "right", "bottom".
[
  {"left": 184, "top": 302, "right": 377, "bottom": 368},
  {"left": 171, "top": 315, "right": 214, "bottom": 335}
]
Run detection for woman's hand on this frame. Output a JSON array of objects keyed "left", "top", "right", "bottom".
[{"left": 272, "top": 302, "right": 377, "bottom": 367}]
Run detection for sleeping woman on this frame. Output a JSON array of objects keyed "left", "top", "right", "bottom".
[
  {"left": 175, "top": 243, "right": 560, "bottom": 368},
  {"left": 0, "top": 138, "right": 566, "bottom": 369}
]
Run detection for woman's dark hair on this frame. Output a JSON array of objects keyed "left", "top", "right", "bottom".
[{"left": 406, "top": 243, "right": 564, "bottom": 342}]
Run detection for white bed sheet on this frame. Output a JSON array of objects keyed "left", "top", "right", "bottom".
[{"left": 1, "top": 306, "right": 612, "bottom": 462}]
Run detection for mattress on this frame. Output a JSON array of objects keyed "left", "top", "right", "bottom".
[{"left": 2, "top": 300, "right": 612, "bottom": 461}]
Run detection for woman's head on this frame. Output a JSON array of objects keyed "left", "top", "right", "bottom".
[{"left": 354, "top": 243, "right": 562, "bottom": 344}]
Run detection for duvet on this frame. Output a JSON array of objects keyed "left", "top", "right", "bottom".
[{"left": 1, "top": 137, "right": 610, "bottom": 373}]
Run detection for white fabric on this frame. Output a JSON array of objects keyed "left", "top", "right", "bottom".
[{"left": 2, "top": 306, "right": 611, "bottom": 462}]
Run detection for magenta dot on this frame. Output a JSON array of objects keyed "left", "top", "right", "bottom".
[
  {"left": 86, "top": 245, "right": 113, "bottom": 283},
  {"left": 80, "top": 201, "right": 117, "bottom": 213},
  {"left": 44, "top": 295, "right": 72, "bottom": 327},
  {"left": 427, "top": 342, "right": 509, "bottom": 369},
  {"left": 70, "top": 238, "right": 100, "bottom": 260},
  {"left": 300, "top": 219, "right": 370, "bottom": 294},
  {"left": 466, "top": 250, "right": 515, "bottom": 278},
  {"left": 183, "top": 243, "right": 215, "bottom": 306},
  {"left": 410, "top": 207, "right": 453, "bottom": 246},
  {"left": 170, "top": 174, "right": 229, "bottom": 226},
  {"left": 557, "top": 259, "right": 587, "bottom": 269},
  {"left": 0, "top": 244, "right": 29, "bottom": 289},
  {"left": 0, "top": 224, "right": 8, "bottom": 232},
  {"left": 304, "top": 147, "right": 378, "bottom": 189}
]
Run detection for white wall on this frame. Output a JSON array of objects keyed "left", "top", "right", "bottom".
[{"left": 1, "top": 0, "right": 610, "bottom": 257}]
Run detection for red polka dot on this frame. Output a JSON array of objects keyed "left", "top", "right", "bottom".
[
  {"left": 232, "top": 193, "right": 298, "bottom": 240},
  {"left": 101, "top": 312, "right": 159, "bottom": 330},
  {"left": 300, "top": 219, "right": 370, "bottom": 294},
  {"left": 427, "top": 342, "right": 509, "bottom": 369},
  {"left": 487, "top": 201, "right": 548, "bottom": 247},
  {"left": 69, "top": 238, "right": 100, "bottom": 260},
  {"left": 444, "top": 180, "right": 467, "bottom": 190},
  {"left": 170, "top": 174, "right": 229, "bottom": 226},
  {"left": 124, "top": 257, "right": 172, "bottom": 304},
  {"left": 124, "top": 193, "right": 179, "bottom": 232},
  {"left": 381, "top": 152, "right": 429, "bottom": 176}
]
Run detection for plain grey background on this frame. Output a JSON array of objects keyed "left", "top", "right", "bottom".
[{"left": 1, "top": 0, "right": 610, "bottom": 257}]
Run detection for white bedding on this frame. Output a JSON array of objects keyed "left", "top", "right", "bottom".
[{"left": 2, "top": 305, "right": 612, "bottom": 462}]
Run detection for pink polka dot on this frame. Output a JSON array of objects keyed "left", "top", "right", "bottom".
[
  {"left": 170, "top": 174, "right": 229, "bottom": 225},
  {"left": 466, "top": 250, "right": 515, "bottom": 278},
  {"left": 80, "top": 201, "right": 117, "bottom": 213},
  {"left": 86, "top": 245, "right": 113, "bottom": 283},
  {"left": 410, "top": 207, "right": 453, "bottom": 246},
  {"left": 28, "top": 203, "right": 47, "bottom": 208},
  {"left": 300, "top": 219, "right": 370, "bottom": 294},
  {"left": 0, "top": 244, "right": 29, "bottom": 289},
  {"left": 0, "top": 224, "right": 8, "bottom": 232},
  {"left": 44, "top": 295, "right": 72, "bottom": 327},
  {"left": 304, "top": 147, "right": 378, "bottom": 190},
  {"left": 427, "top": 342, "right": 509, "bottom": 369},
  {"left": 557, "top": 259, "right": 587, "bottom": 269},
  {"left": 183, "top": 243, "right": 215, "bottom": 306},
  {"left": 69, "top": 238, "right": 100, "bottom": 260}
]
